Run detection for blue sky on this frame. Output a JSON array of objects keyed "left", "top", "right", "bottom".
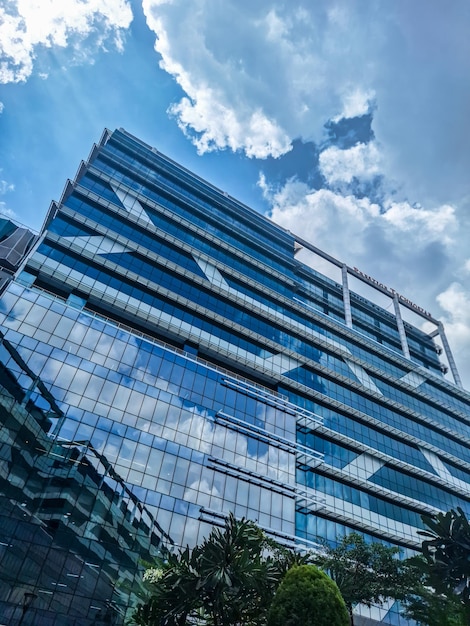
[{"left": 1, "top": 0, "right": 470, "bottom": 387}]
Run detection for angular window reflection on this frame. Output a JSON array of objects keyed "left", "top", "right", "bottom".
[
  {"left": 1, "top": 129, "right": 469, "bottom": 626},
  {"left": 0, "top": 332, "right": 171, "bottom": 625}
]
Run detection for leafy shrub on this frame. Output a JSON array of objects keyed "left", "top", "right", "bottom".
[{"left": 267, "top": 565, "right": 349, "bottom": 626}]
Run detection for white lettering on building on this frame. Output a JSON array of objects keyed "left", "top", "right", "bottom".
[{"left": 352, "top": 267, "right": 433, "bottom": 319}]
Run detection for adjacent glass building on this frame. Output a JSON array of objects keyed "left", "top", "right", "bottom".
[{"left": 1, "top": 128, "right": 470, "bottom": 625}]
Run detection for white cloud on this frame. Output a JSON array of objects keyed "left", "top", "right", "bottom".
[
  {"left": 267, "top": 182, "right": 381, "bottom": 259},
  {"left": 142, "top": 0, "right": 374, "bottom": 158},
  {"left": 333, "top": 88, "right": 375, "bottom": 121},
  {"left": 319, "top": 142, "right": 382, "bottom": 185},
  {"left": 266, "top": 177, "right": 459, "bottom": 315},
  {"left": 381, "top": 200, "right": 456, "bottom": 245},
  {"left": 0, "top": 179, "right": 15, "bottom": 195},
  {"left": 436, "top": 283, "right": 470, "bottom": 386},
  {"left": 0, "top": 102, "right": 4, "bottom": 113},
  {"left": 0, "top": 173, "right": 15, "bottom": 220},
  {"left": 265, "top": 169, "right": 470, "bottom": 387},
  {"left": 171, "top": 95, "right": 291, "bottom": 158},
  {"left": 140, "top": 0, "right": 470, "bottom": 211},
  {"left": 142, "top": 0, "right": 291, "bottom": 158},
  {"left": 318, "top": 142, "right": 466, "bottom": 379},
  {"left": 437, "top": 283, "right": 470, "bottom": 340},
  {"left": 0, "top": 0, "right": 133, "bottom": 83},
  {"left": 0, "top": 204, "right": 17, "bottom": 220}
]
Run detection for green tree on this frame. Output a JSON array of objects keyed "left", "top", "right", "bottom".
[
  {"left": 314, "top": 533, "right": 408, "bottom": 626},
  {"left": 132, "top": 513, "right": 294, "bottom": 626},
  {"left": 419, "top": 507, "right": 470, "bottom": 614},
  {"left": 132, "top": 547, "right": 199, "bottom": 626},
  {"left": 401, "top": 556, "right": 467, "bottom": 626},
  {"left": 267, "top": 564, "right": 349, "bottom": 626}
]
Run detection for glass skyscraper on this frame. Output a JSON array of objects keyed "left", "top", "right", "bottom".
[{"left": 1, "top": 128, "right": 469, "bottom": 625}]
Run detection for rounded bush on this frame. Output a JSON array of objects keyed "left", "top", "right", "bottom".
[{"left": 267, "top": 565, "right": 349, "bottom": 626}]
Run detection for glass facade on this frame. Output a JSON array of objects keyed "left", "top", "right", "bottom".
[{"left": 1, "top": 128, "right": 470, "bottom": 625}]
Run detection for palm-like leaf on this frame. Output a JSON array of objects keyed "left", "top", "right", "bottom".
[
  {"left": 419, "top": 508, "right": 470, "bottom": 607},
  {"left": 131, "top": 513, "right": 293, "bottom": 626}
]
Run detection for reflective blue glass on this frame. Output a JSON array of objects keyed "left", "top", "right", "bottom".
[{"left": 2, "top": 128, "right": 470, "bottom": 626}]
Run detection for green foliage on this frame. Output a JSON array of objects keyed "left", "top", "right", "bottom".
[
  {"left": 267, "top": 565, "right": 349, "bottom": 626},
  {"left": 419, "top": 507, "right": 470, "bottom": 609},
  {"left": 402, "top": 507, "right": 470, "bottom": 625},
  {"left": 313, "top": 533, "right": 408, "bottom": 625},
  {"left": 131, "top": 513, "right": 294, "bottom": 626},
  {"left": 401, "top": 557, "right": 467, "bottom": 626}
]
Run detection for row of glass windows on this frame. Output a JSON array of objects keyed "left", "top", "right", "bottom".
[
  {"left": 5, "top": 349, "right": 294, "bottom": 548},
  {"left": 34, "top": 241, "right": 370, "bottom": 386},
  {"left": 22, "top": 237, "right": 470, "bottom": 476},
  {"left": 369, "top": 465, "right": 470, "bottom": 516},
  {"left": 409, "top": 354, "right": 442, "bottom": 376},
  {"left": 41, "top": 225, "right": 460, "bottom": 444},
  {"left": 57, "top": 191, "right": 450, "bottom": 404},
  {"left": 351, "top": 302, "right": 400, "bottom": 336},
  {"left": 295, "top": 292, "right": 340, "bottom": 319},
  {"left": 288, "top": 390, "right": 441, "bottom": 474},
  {"left": 295, "top": 513, "right": 416, "bottom": 558},
  {"left": 298, "top": 431, "right": 360, "bottom": 469},
  {"left": 350, "top": 302, "right": 440, "bottom": 371},
  {"left": 1, "top": 293, "right": 298, "bottom": 539},
  {"left": 92, "top": 139, "right": 452, "bottom": 389},
  {"left": 66, "top": 188, "right": 297, "bottom": 301},
  {"left": 298, "top": 430, "right": 470, "bottom": 516},
  {"left": 297, "top": 281, "right": 344, "bottom": 309},
  {"left": 0, "top": 283, "right": 296, "bottom": 441},
  {"left": 443, "top": 459, "right": 470, "bottom": 484},
  {"left": 33, "top": 244, "right": 275, "bottom": 360},
  {"left": 352, "top": 318, "right": 403, "bottom": 353},
  {"left": 407, "top": 333, "right": 440, "bottom": 360},
  {"left": 371, "top": 373, "right": 470, "bottom": 439},
  {"left": 297, "top": 291, "right": 346, "bottom": 324},
  {"left": 94, "top": 154, "right": 295, "bottom": 275},
  {"left": 103, "top": 134, "right": 285, "bottom": 241},
  {"left": 57, "top": 406, "right": 294, "bottom": 488},
  {"left": 49, "top": 211, "right": 208, "bottom": 281},
  {"left": 298, "top": 469, "right": 424, "bottom": 534},
  {"left": 422, "top": 379, "right": 470, "bottom": 416},
  {"left": 288, "top": 369, "right": 470, "bottom": 461},
  {"left": 100, "top": 140, "right": 294, "bottom": 259},
  {"left": 353, "top": 322, "right": 401, "bottom": 351},
  {"left": 1, "top": 290, "right": 298, "bottom": 457},
  {"left": 72, "top": 169, "right": 120, "bottom": 204}
]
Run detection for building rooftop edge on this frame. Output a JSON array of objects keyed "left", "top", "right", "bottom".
[{"left": 113, "top": 128, "right": 440, "bottom": 327}]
